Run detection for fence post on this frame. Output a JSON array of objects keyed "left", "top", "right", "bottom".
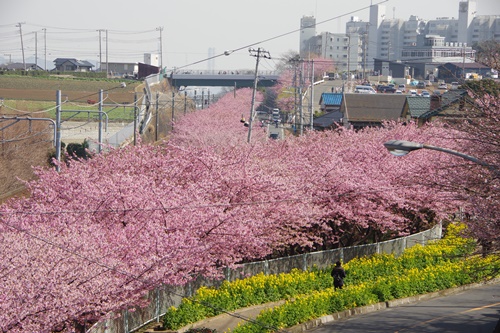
[
  {"left": 124, "top": 310, "right": 129, "bottom": 333},
  {"left": 156, "top": 287, "right": 160, "bottom": 323}
]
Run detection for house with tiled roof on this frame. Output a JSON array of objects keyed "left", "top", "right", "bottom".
[
  {"left": 319, "top": 92, "right": 343, "bottom": 112},
  {"left": 314, "top": 93, "right": 344, "bottom": 129},
  {"left": 53, "top": 58, "right": 94, "bottom": 72},
  {"left": 403, "top": 96, "right": 431, "bottom": 126},
  {"left": 403, "top": 89, "right": 471, "bottom": 125},
  {"left": 314, "top": 93, "right": 407, "bottom": 130},
  {"left": 0, "top": 62, "right": 44, "bottom": 71},
  {"left": 314, "top": 88, "right": 473, "bottom": 131},
  {"left": 437, "top": 62, "right": 492, "bottom": 82},
  {"left": 341, "top": 94, "right": 407, "bottom": 129}
]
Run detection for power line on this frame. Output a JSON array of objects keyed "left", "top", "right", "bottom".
[{"left": 172, "top": 0, "right": 389, "bottom": 71}]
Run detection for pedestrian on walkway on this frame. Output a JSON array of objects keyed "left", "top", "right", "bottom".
[{"left": 331, "top": 261, "right": 346, "bottom": 290}]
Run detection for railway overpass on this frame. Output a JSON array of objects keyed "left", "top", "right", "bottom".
[{"left": 166, "top": 71, "right": 280, "bottom": 88}]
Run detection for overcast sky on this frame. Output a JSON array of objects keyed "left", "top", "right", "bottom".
[{"left": 1, "top": 0, "right": 499, "bottom": 71}]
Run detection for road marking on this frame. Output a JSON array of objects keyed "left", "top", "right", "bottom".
[{"left": 394, "top": 301, "right": 500, "bottom": 332}]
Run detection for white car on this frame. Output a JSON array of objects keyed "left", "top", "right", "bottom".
[
  {"left": 438, "top": 83, "right": 448, "bottom": 89},
  {"left": 420, "top": 90, "right": 430, "bottom": 97},
  {"left": 409, "top": 90, "right": 418, "bottom": 96},
  {"left": 354, "top": 85, "right": 376, "bottom": 94}
]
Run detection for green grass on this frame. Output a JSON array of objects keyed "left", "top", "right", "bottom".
[
  {"left": 1, "top": 100, "right": 136, "bottom": 122},
  {"left": 0, "top": 75, "right": 140, "bottom": 91}
]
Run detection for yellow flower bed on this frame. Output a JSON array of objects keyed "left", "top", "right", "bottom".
[{"left": 163, "top": 223, "right": 493, "bottom": 331}]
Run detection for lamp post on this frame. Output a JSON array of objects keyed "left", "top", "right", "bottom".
[{"left": 383, "top": 140, "right": 490, "bottom": 168}]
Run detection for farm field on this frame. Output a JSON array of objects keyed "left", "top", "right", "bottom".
[{"left": 0, "top": 75, "right": 141, "bottom": 103}]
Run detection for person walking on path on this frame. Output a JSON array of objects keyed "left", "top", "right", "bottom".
[{"left": 331, "top": 261, "right": 346, "bottom": 290}]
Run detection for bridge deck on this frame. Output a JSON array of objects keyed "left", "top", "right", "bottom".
[{"left": 168, "top": 73, "right": 280, "bottom": 88}]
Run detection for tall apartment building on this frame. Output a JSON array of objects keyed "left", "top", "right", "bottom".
[
  {"left": 300, "top": 16, "right": 317, "bottom": 57},
  {"left": 469, "top": 15, "right": 500, "bottom": 43},
  {"left": 402, "top": 16, "right": 427, "bottom": 48},
  {"left": 458, "top": 0, "right": 477, "bottom": 43},
  {"left": 318, "top": 32, "right": 362, "bottom": 72},
  {"left": 378, "top": 19, "right": 405, "bottom": 61},
  {"left": 299, "top": 0, "right": 499, "bottom": 73}
]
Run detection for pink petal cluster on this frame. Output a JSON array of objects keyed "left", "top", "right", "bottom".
[{"left": 0, "top": 86, "right": 496, "bottom": 332}]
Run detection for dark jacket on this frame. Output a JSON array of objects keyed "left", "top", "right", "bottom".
[{"left": 331, "top": 266, "right": 346, "bottom": 287}]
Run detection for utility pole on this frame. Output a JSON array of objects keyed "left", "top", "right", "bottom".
[
  {"left": 309, "top": 59, "right": 314, "bottom": 130},
  {"left": 98, "top": 89, "right": 103, "bottom": 153},
  {"left": 156, "top": 27, "right": 163, "bottom": 70},
  {"left": 34, "top": 31, "right": 38, "bottom": 69},
  {"left": 97, "top": 29, "right": 103, "bottom": 72},
  {"left": 462, "top": 43, "right": 466, "bottom": 82},
  {"left": 346, "top": 34, "right": 350, "bottom": 89},
  {"left": 16, "top": 22, "right": 26, "bottom": 70},
  {"left": 247, "top": 47, "right": 271, "bottom": 143},
  {"left": 56, "top": 90, "right": 62, "bottom": 172},
  {"left": 289, "top": 55, "right": 301, "bottom": 133},
  {"left": 155, "top": 92, "right": 159, "bottom": 141},
  {"left": 43, "top": 28, "right": 47, "bottom": 71},
  {"left": 105, "top": 29, "right": 108, "bottom": 77},
  {"left": 363, "top": 29, "right": 368, "bottom": 80},
  {"left": 184, "top": 90, "right": 187, "bottom": 115},
  {"left": 171, "top": 89, "right": 175, "bottom": 132}
]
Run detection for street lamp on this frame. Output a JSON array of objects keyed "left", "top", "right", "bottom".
[{"left": 383, "top": 140, "right": 490, "bottom": 167}]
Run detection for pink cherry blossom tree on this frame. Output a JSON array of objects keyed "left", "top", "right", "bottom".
[{"left": 0, "top": 83, "right": 491, "bottom": 332}]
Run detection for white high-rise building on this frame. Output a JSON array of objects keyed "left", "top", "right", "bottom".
[
  {"left": 458, "top": 0, "right": 477, "bottom": 43},
  {"left": 300, "top": 16, "right": 316, "bottom": 57},
  {"left": 300, "top": 0, "right": 499, "bottom": 72},
  {"left": 318, "top": 32, "right": 362, "bottom": 73},
  {"left": 469, "top": 15, "right": 500, "bottom": 43},
  {"left": 368, "top": 3, "right": 386, "bottom": 68},
  {"left": 208, "top": 47, "right": 215, "bottom": 72},
  {"left": 378, "top": 18, "right": 405, "bottom": 61}
]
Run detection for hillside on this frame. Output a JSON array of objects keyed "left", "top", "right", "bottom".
[{"left": 0, "top": 75, "right": 143, "bottom": 202}]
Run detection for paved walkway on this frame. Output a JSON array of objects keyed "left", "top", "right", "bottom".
[{"left": 180, "top": 301, "right": 285, "bottom": 333}]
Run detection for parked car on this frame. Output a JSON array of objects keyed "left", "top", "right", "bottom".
[
  {"left": 416, "top": 81, "right": 425, "bottom": 89},
  {"left": 438, "top": 83, "right": 448, "bottom": 89},
  {"left": 355, "top": 85, "right": 376, "bottom": 94},
  {"left": 377, "top": 85, "right": 397, "bottom": 93},
  {"left": 420, "top": 90, "right": 431, "bottom": 97},
  {"left": 433, "top": 89, "right": 446, "bottom": 96},
  {"left": 409, "top": 89, "right": 418, "bottom": 96},
  {"left": 272, "top": 108, "right": 280, "bottom": 122},
  {"left": 398, "top": 84, "right": 406, "bottom": 92},
  {"left": 450, "top": 82, "right": 459, "bottom": 90}
]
